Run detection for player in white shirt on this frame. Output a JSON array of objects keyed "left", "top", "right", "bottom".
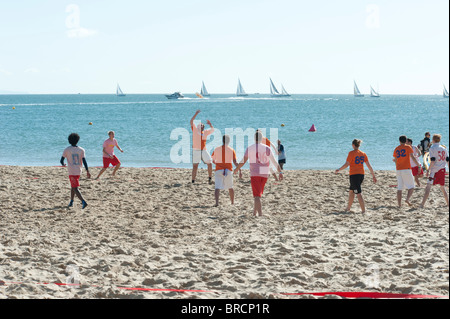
[
  {"left": 60, "top": 133, "right": 91, "bottom": 209},
  {"left": 406, "top": 138, "right": 424, "bottom": 187},
  {"left": 419, "top": 134, "right": 449, "bottom": 208}
]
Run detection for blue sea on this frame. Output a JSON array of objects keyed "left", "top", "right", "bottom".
[{"left": 0, "top": 94, "right": 448, "bottom": 170}]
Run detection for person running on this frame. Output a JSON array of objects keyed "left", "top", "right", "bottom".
[
  {"left": 335, "top": 139, "right": 377, "bottom": 214},
  {"left": 406, "top": 138, "right": 424, "bottom": 187},
  {"left": 60, "top": 133, "right": 91, "bottom": 209},
  {"left": 234, "top": 130, "right": 283, "bottom": 217},
  {"left": 419, "top": 134, "right": 449, "bottom": 208},
  {"left": 393, "top": 135, "right": 421, "bottom": 208},
  {"left": 277, "top": 139, "right": 286, "bottom": 170},
  {"left": 190, "top": 110, "right": 214, "bottom": 184},
  {"left": 211, "top": 135, "right": 240, "bottom": 207},
  {"left": 95, "top": 131, "right": 124, "bottom": 179}
]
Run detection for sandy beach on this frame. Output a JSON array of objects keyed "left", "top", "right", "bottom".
[{"left": 0, "top": 165, "right": 448, "bottom": 299}]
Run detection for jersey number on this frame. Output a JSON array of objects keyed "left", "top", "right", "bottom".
[
  {"left": 72, "top": 154, "right": 80, "bottom": 165},
  {"left": 438, "top": 151, "right": 446, "bottom": 161},
  {"left": 355, "top": 156, "right": 365, "bottom": 164},
  {"left": 396, "top": 149, "right": 406, "bottom": 158}
]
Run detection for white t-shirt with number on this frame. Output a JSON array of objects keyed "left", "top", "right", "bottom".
[
  {"left": 63, "top": 146, "right": 85, "bottom": 176},
  {"left": 428, "top": 143, "right": 448, "bottom": 174}
]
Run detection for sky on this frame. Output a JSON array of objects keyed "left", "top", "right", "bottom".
[{"left": 0, "top": 0, "right": 449, "bottom": 95}]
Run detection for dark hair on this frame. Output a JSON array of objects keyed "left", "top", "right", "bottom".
[
  {"left": 407, "top": 138, "right": 413, "bottom": 144},
  {"left": 68, "top": 133, "right": 80, "bottom": 146},
  {"left": 425, "top": 132, "right": 430, "bottom": 137},
  {"left": 399, "top": 135, "right": 407, "bottom": 143},
  {"left": 223, "top": 134, "right": 230, "bottom": 145},
  {"left": 255, "top": 131, "right": 263, "bottom": 143},
  {"left": 352, "top": 139, "right": 362, "bottom": 148}
]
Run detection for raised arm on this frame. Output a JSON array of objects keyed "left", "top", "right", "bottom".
[{"left": 190, "top": 110, "right": 201, "bottom": 129}]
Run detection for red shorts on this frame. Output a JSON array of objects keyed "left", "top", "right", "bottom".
[
  {"left": 69, "top": 175, "right": 80, "bottom": 188},
  {"left": 411, "top": 165, "right": 424, "bottom": 177},
  {"left": 251, "top": 176, "right": 268, "bottom": 197},
  {"left": 103, "top": 155, "right": 120, "bottom": 168},
  {"left": 429, "top": 169, "right": 446, "bottom": 186}
]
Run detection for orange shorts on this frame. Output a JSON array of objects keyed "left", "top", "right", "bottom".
[
  {"left": 69, "top": 175, "right": 80, "bottom": 188},
  {"left": 103, "top": 155, "right": 120, "bottom": 168},
  {"left": 251, "top": 176, "right": 268, "bottom": 197}
]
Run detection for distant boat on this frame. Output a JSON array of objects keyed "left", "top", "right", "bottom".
[
  {"left": 370, "top": 85, "right": 380, "bottom": 98},
  {"left": 354, "top": 81, "right": 364, "bottom": 97},
  {"left": 116, "top": 84, "right": 126, "bottom": 97},
  {"left": 236, "top": 78, "right": 248, "bottom": 97},
  {"left": 444, "top": 85, "right": 449, "bottom": 98},
  {"left": 200, "top": 81, "right": 210, "bottom": 97},
  {"left": 270, "top": 78, "right": 291, "bottom": 97},
  {"left": 165, "top": 92, "right": 184, "bottom": 99}
]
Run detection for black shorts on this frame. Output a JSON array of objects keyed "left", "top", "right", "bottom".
[
  {"left": 349, "top": 174, "right": 364, "bottom": 194},
  {"left": 278, "top": 159, "right": 286, "bottom": 164}
]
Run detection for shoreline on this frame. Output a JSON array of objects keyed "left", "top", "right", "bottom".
[{"left": 0, "top": 166, "right": 448, "bottom": 299}]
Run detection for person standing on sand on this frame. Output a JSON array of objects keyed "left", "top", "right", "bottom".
[
  {"left": 96, "top": 131, "right": 124, "bottom": 179},
  {"left": 406, "top": 138, "right": 424, "bottom": 187},
  {"left": 335, "top": 139, "right": 377, "bottom": 214},
  {"left": 277, "top": 139, "right": 286, "bottom": 170},
  {"left": 190, "top": 110, "right": 214, "bottom": 184},
  {"left": 60, "top": 133, "right": 91, "bottom": 209},
  {"left": 211, "top": 135, "right": 240, "bottom": 207},
  {"left": 419, "top": 134, "right": 449, "bottom": 208},
  {"left": 393, "top": 135, "right": 421, "bottom": 208},
  {"left": 234, "top": 131, "right": 283, "bottom": 217},
  {"left": 257, "top": 129, "right": 279, "bottom": 181}
]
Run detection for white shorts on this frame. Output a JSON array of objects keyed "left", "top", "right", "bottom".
[
  {"left": 396, "top": 169, "right": 415, "bottom": 191},
  {"left": 215, "top": 170, "right": 233, "bottom": 190},
  {"left": 192, "top": 149, "right": 212, "bottom": 164}
]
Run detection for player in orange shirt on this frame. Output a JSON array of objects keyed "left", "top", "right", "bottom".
[
  {"left": 211, "top": 135, "right": 241, "bottom": 207},
  {"left": 335, "top": 139, "right": 377, "bottom": 214},
  {"left": 393, "top": 135, "right": 421, "bottom": 208}
]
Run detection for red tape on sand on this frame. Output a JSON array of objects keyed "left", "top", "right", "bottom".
[
  {"left": 2, "top": 280, "right": 447, "bottom": 298},
  {"left": 281, "top": 292, "right": 448, "bottom": 299}
]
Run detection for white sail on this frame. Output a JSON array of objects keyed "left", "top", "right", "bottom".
[
  {"left": 270, "top": 78, "right": 280, "bottom": 95},
  {"left": 354, "top": 81, "right": 364, "bottom": 97},
  {"left": 370, "top": 85, "right": 380, "bottom": 97},
  {"left": 201, "top": 81, "right": 210, "bottom": 96},
  {"left": 236, "top": 78, "right": 248, "bottom": 96},
  {"left": 280, "top": 85, "right": 290, "bottom": 96},
  {"left": 116, "top": 84, "right": 125, "bottom": 96},
  {"left": 444, "top": 85, "right": 449, "bottom": 98}
]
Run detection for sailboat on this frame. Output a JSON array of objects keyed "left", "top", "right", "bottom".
[
  {"left": 270, "top": 78, "right": 291, "bottom": 97},
  {"left": 236, "top": 78, "right": 248, "bottom": 97},
  {"left": 370, "top": 85, "right": 380, "bottom": 98},
  {"left": 354, "top": 81, "right": 364, "bottom": 97},
  {"left": 443, "top": 85, "right": 449, "bottom": 98},
  {"left": 116, "top": 84, "right": 126, "bottom": 97},
  {"left": 200, "top": 81, "right": 210, "bottom": 97}
]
